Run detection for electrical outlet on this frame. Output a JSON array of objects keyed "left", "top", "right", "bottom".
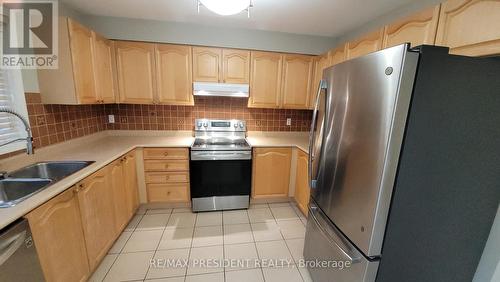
[
  {"left": 286, "top": 118, "right": 291, "bottom": 126},
  {"left": 108, "top": 115, "right": 115, "bottom": 123}
]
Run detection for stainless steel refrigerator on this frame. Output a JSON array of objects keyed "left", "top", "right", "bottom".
[{"left": 304, "top": 44, "right": 500, "bottom": 282}]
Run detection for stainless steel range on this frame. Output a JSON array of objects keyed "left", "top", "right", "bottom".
[{"left": 190, "top": 119, "right": 252, "bottom": 212}]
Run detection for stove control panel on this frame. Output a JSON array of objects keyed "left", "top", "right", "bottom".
[{"left": 194, "top": 119, "right": 246, "bottom": 132}]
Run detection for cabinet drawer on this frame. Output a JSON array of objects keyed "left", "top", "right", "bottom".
[
  {"left": 144, "top": 148, "right": 188, "bottom": 160},
  {"left": 147, "top": 183, "right": 190, "bottom": 203},
  {"left": 144, "top": 160, "right": 189, "bottom": 171},
  {"left": 146, "top": 171, "right": 189, "bottom": 183}
]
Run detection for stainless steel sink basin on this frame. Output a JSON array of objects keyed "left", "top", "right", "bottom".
[
  {"left": 0, "top": 178, "right": 53, "bottom": 208},
  {"left": 0, "top": 161, "right": 94, "bottom": 208},
  {"left": 8, "top": 161, "right": 95, "bottom": 181}
]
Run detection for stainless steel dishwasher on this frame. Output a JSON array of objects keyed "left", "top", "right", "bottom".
[{"left": 0, "top": 219, "right": 45, "bottom": 281}]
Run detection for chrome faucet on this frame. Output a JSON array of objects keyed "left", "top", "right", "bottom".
[{"left": 0, "top": 108, "right": 34, "bottom": 155}]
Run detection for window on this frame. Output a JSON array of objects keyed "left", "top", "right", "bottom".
[{"left": 0, "top": 16, "right": 30, "bottom": 155}]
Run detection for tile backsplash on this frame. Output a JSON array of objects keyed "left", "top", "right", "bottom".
[{"left": 20, "top": 93, "right": 311, "bottom": 152}]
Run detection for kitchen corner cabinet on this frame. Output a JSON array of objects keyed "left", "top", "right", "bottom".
[
  {"left": 37, "top": 18, "right": 116, "bottom": 105},
  {"left": 156, "top": 44, "right": 194, "bottom": 105},
  {"left": 294, "top": 150, "right": 310, "bottom": 216},
  {"left": 109, "top": 158, "right": 129, "bottom": 235},
  {"left": 252, "top": 148, "right": 292, "bottom": 198},
  {"left": 192, "top": 47, "right": 250, "bottom": 83},
  {"left": 383, "top": 5, "right": 440, "bottom": 48},
  {"left": 76, "top": 169, "right": 116, "bottom": 270},
  {"left": 248, "top": 51, "right": 283, "bottom": 108},
  {"left": 26, "top": 187, "right": 90, "bottom": 282},
  {"left": 281, "top": 54, "right": 314, "bottom": 109},
  {"left": 123, "top": 150, "right": 140, "bottom": 214},
  {"left": 115, "top": 41, "right": 156, "bottom": 104},
  {"left": 346, "top": 28, "right": 384, "bottom": 60},
  {"left": 436, "top": 0, "right": 500, "bottom": 56}
]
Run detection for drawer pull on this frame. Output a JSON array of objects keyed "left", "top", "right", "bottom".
[
  {"left": 165, "top": 176, "right": 170, "bottom": 180},
  {"left": 164, "top": 152, "right": 169, "bottom": 156}
]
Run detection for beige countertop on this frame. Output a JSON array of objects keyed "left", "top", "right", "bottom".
[{"left": 0, "top": 130, "right": 309, "bottom": 229}]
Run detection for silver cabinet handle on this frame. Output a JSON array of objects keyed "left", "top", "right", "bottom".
[{"left": 308, "top": 80, "right": 327, "bottom": 188}]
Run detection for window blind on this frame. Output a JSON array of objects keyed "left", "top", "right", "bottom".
[{"left": 0, "top": 69, "right": 24, "bottom": 144}]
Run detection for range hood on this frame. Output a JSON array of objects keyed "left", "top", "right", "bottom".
[{"left": 193, "top": 82, "right": 249, "bottom": 98}]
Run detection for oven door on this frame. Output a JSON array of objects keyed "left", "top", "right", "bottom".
[{"left": 190, "top": 150, "right": 252, "bottom": 211}]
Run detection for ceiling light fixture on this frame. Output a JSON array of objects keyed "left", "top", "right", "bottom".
[{"left": 197, "top": 0, "right": 253, "bottom": 17}]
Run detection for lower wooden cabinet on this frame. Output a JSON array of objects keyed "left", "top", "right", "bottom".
[
  {"left": 123, "top": 151, "right": 139, "bottom": 216},
  {"left": 26, "top": 187, "right": 90, "bottom": 282},
  {"left": 252, "top": 147, "right": 292, "bottom": 198},
  {"left": 144, "top": 148, "right": 190, "bottom": 203},
  {"left": 109, "top": 157, "right": 129, "bottom": 235},
  {"left": 294, "top": 150, "right": 311, "bottom": 216}
]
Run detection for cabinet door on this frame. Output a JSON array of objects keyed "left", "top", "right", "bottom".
[
  {"left": 222, "top": 49, "right": 250, "bottom": 83},
  {"left": 436, "top": 0, "right": 500, "bottom": 56},
  {"left": 248, "top": 51, "right": 283, "bottom": 108},
  {"left": 294, "top": 150, "right": 310, "bottom": 216},
  {"left": 346, "top": 28, "right": 384, "bottom": 60},
  {"left": 93, "top": 33, "right": 117, "bottom": 103},
  {"left": 123, "top": 150, "right": 139, "bottom": 216},
  {"left": 76, "top": 169, "right": 116, "bottom": 270},
  {"left": 281, "top": 54, "right": 314, "bottom": 109},
  {"left": 252, "top": 148, "right": 292, "bottom": 198},
  {"left": 26, "top": 187, "right": 90, "bottom": 282},
  {"left": 109, "top": 158, "right": 129, "bottom": 235},
  {"left": 192, "top": 47, "right": 221, "bottom": 82},
  {"left": 115, "top": 41, "right": 155, "bottom": 104},
  {"left": 156, "top": 44, "right": 194, "bottom": 105},
  {"left": 329, "top": 43, "right": 347, "bottom": 66},
  {"left": 309, "top": 53, "right": 331, "bottom": 109},
  {"left": 383, "top": 5, "right": 440, "bottom": 48},
  {"left": 68, "top": 18, "right": 97, "bottom": 104}
]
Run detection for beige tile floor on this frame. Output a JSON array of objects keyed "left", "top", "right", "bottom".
[{"left": 89, "top": 201, "right": 311, "bottom": 282}]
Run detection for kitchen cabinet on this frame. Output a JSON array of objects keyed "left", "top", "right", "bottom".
[
  {"left": 143, "top": 148, "right": 190, "bottom": 203},
  {"left": 109, "top": 158, "right": 129, "bottom": 235},
  {"left": 222, "top": 49, "right": 250, "bottom": 83},
  {"left": 115, "top": 41, "right": 156, "bottom": 104},
  {"left": 192, "top": 47, "right": 221, "bottom": 82},
  {"left": 26, "top": 187, "right": 90, "bottom": 282},
  {"left": 294, "top": 150, "right": 310, "bottom": 216},
  {"left": 155, "top": 44, "right": 194, "bottom": 105},
  {"left": 76, "top": 169, "right": 116, "bottom": 270},
  {"left": 309, "top": 53, "right": 331, "bottom": 109},
  {"left": 329, "top": 43, "right": 347, "bottom": 66},
  {"left": 435, "top": 0, "right": 500, "bottom": 56},
  {"left": 280, "top": 54, "right": 314, "bottom": 109},
  {"left": 248, "top": 51, "right": 283, "bottom": 108},
  {"left": 93, "top": 33, "right": 117, "bottom": 103},
  {"left": 123, "top": 150, "right": 139, "bottom": 215},
  {"left": 346, "top": 28, "right": 384, "bottom": 60},
  {"left": 252, "top": 147, "right": 292, "bottom": 198},
  {"left": 383, "top": 5, "right": 441, "bottom": 48}
]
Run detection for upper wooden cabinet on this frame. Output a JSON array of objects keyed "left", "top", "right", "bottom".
[
  {"left": 192, "top": 47, "right": 221, "bottom": 82},
  {"left": 346, "top": 28, "right": 384, "bottom": 60},
  {"left": 115, "top": 41, "right": 156, "bottom": 104},
  {"left": 76, "top": 169, "right": 116, "bottom": 270},
  {"left": 252, "top": 147, "right": 292, "bottom": 199},
  {"left": 192, "top": 47, "right": 250, "bottom": 83},
  {"left": 310, "top": 53, "right": 331, "bottom": 109},
  {"left": 294, "top": 149, "right": 310, "bottom": 216},
  {"left": 383, "top": 5, "right": 441, "bottom": 48},
  {"left": 93, "top": 33, "right": 117, "bottom": 103},
  {"left": 436, "top": 0, "right": 500, "bottom": 56},
  {"left": 223, "top": 49, "right": 250, "bottom": 83},
  {"left": 156, "top": 44, "right": 194, "bottom": 105},
  {"left": 281, "top": 54, "right": 314, "bottom": 109},
  {"left": 329, "top": 43, "right": 347, "bottom": 66},
  {"left": 248, "top": 51, "right": 283, "bottom": 108},
  {"left": 26, "top": 187, "right": 90, "bottom": 282},
  {"left": 39, "top": 18, "right": 117, "bottom": 105}
]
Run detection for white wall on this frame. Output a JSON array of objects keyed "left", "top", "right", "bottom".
[{"left": 80, "top": 15, "right": 336, "bottom": 55}]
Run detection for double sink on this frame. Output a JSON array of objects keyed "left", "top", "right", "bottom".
[{"left": 0, "top": 161, "right": 94, "bottom": 208}]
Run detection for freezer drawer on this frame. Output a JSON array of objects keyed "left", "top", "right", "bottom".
[{"left": 304, "top": 200, "right": 379, "bottom": 282}]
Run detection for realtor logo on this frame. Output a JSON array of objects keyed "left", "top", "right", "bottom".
[{"left": 1, "top": 0, "right": 58, "bottom": 69}]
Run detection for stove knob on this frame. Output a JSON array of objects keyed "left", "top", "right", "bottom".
[
  {"left": 239, "top": 122, "right": 244, "bottom": 128},
  {"left": 203, "top": 122, "right": 208, "bottom": 128},
  {"left": 233, "top": 123, "right": 238, "bottom": 128},
  {"left": 197, "top": 122, "right": 202, "bottom": 128}
]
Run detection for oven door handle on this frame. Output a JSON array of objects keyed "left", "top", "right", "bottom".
[{"left": 191, "top": 151, "right": 252, "bottom": 161}]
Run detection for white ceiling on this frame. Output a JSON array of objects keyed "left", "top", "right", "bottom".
[{"left": 60, "top": 0, "right": 422, "bottom": 38}]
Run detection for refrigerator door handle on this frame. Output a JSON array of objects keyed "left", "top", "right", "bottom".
[
  {"left": 308, "top": 80, "right": 327, "bottom": 189},
  {"left": 309, "top": 205, "right": 361, "bottom": 264}
]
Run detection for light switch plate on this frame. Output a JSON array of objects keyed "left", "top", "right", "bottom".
[
  {"left": 108, "top": 115, "right": 115, "bottom": 123},
  {"left": 286, "top": 118, "right": 291, "bottom": 126}
]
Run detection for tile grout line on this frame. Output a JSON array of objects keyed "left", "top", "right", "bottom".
[
  {"left": 143, "top": 209, "right": 174, "bottom": 281},
  {"left": 184, "top": 210, "right": 197, "bottom": 282},
  {"left": 246, "top": 205, "right": 266, "bottom": 282}
]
